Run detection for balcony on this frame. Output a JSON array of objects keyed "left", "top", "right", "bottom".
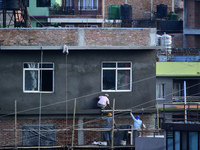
[
  {"left": 49, "top": 5, "right": 102, "bottom": 17},
  {"left": 157, "top": 20, "right": 183, "bottom": 33},
  {"left": 173, "top": 96, "right": 200, "bottom": 102},
  {"left": 162, "top": 103, "right": 200, "bottom": 124}
]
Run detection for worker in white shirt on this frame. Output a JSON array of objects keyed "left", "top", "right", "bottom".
[
  {"left": 97, "top": 93, "right": 112, "bottom": 109},
  {"left": 97, "top": 94, "right": 112, "bottom": 115}
]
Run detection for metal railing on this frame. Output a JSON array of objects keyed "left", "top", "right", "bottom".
[
  {"left": 163, "top": 103, "right": 200, "bottom": 123},
  {"left": 49, "top": 6, "right": 100, "bottom": 16}
]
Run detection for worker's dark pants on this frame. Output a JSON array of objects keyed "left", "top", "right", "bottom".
[{"left": 133, "top": 130, "right": 137, "bottom": 146}]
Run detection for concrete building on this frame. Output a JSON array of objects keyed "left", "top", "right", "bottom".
[
  {"left": 156, "top": 62, "right": 200, "bottom": 105},
  {"left": 27, "top": 0, "right": 61, "bottom": 27},
  {"left": 25, "top": 0, "right": 176, "bottom": 28},
  {"left": 0, "top": 28, "right": 158, "bottom": 148},
  {"left": 183, "top": 0, "right": 200, "bottom": 48}
]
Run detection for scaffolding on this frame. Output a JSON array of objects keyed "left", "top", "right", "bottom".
[
  {"left": 0, "top": 98, "right": 164, "bottom": 150},
  {"left": 68, "top": 99, "right": 163, "bottom": 150}
]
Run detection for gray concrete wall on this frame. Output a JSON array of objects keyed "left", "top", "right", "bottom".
[
  {"left": 0, "top": 50, "right": 66, "bottom": 115},
  {"left": 156, "top": 77, "right": 173, "bottom": 105},
  {"left": 135, "top": 137, "right": 165, "bottom": 150},
  {"left": 0, "top": 48, "right": 156, "bottom": 116},
  {"left": 67, "top": 49, "right": 156, "bottom": 114}
]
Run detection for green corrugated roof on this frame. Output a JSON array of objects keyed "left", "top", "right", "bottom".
[{"left": 156, "top": 62, "right": 200, "bottom": 77}]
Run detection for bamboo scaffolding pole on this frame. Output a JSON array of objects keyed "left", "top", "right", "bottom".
[
  {"left": 0, "top": 145, "right": 65, "bottom": 149},
  {"left": 102, "top": 108, "right": 156, "bottom": 112},
  {"left": 111, "top": 99, "right": 115, "bottom": 150},
  {"left": 15, "top": 100, "right": 17, "bottom": 149},
  {"left": 102, "top": 109, "right": 132, "bottom": 112},
  {"left": 4, "top": 129, "right": 69, "bottom": 131},
  {"left": 73, "top": 128, "right": 163, "bottom": 132},
  {"left": 71, "top": 98, "right": 76, "bottom": 150}
]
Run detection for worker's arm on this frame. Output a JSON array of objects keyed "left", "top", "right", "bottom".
[
  {"left": 114, "top": 122, "right": 119, "bottom": 131},
  {"left": 107, "top": 104, "right": 112, "bottom": 109},
  {"left": 130, "top": 112, "right": 136, "bottom": 121}
]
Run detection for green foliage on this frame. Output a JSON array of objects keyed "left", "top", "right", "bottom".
[{"left": 49, "top": 2, "right": 74, "bottom": 15}]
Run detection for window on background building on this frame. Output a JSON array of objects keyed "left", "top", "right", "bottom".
[
  {"left": 66, "top": 0, "right": 74, "bottom": 8},
  {"left": 23, "top": 63, "right": 54, "bottom": 93},
  {"left": 37, "top": 0, "right": 51, "bottom": 7},
  {"left": 156, "top": 83, "right": 165, "bottom": 99},
  {"left": 173, "top": 83, "right": 181, "bottom": 96},
  {"left": 79, "top": 0, "right": 98, "bottom": 10},
  {"left": 26, "top": 0, "right": 29, "bottom": 7},
  {"left": 102, "top": 62, "right": 132, "bottom": 92}
]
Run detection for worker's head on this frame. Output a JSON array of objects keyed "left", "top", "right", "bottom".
[
  {"left": 105, "top": 93, "right": 109, "bottom": 97},
  {"left": 108, "top": 113, "right": 112, "bottom": 117},
  {"left": 136, "top": 115, "right": 140, "bottom": 120}
]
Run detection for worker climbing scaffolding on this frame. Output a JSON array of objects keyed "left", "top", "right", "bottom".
[{"left": 97, "top": 93, "right": 112, "bottom": 115}]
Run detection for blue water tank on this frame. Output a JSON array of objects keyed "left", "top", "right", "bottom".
[
  {"left": 156, "top": 4, "right": 168, "bottom": 18},
  {"left": 0, "top": 0, "right": 20, "bottom": 10},
  {"left": 120, "top": 4, "right": 132, "bottom": 20}
]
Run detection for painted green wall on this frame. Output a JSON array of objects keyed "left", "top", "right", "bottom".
[
  {"left": 27, "top": 0, "right": 61, "bottom": 27},
  {"left": 156, "top": 62, "right": 200, "bottom": 77}
]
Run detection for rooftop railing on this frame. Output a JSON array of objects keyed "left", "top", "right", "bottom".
[
  {"left": 49, "top": 5, "right": 101, "bottom": 16},
  {"left": 163, "top": 103, "right": 200, "bottom": 124}
]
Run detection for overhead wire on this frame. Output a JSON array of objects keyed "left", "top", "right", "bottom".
[
  {"left": 1, "top": 60, "right": 199, "bottom": 118},
  {"left": 1, "top": 67, "right": 200, "bottom": 147},
  {"left": 1, "top": 4, "right": 200, "bottom": 146}
]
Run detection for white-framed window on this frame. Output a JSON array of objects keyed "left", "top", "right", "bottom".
[
  {"left": 102, "top": 62, "right": 132, "bottom": 92},
  {"left": 173, "top": 83, "right": 181, "bottom": 96},
  {"left": 66, "top": 0, "right": 74, "bottom": 8},
  {"left": 79, "top": 0, "right": 98, "bottom": 10},
  {"left": 23, "top": 63, "right": 54, "bottom": 93},
  {"left": 156, "top": 83, "right": 165, "bottom": 99}
]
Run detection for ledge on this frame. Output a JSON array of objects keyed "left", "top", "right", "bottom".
[{"left": 0, "top": 45, "right": 163, "bottom": 51}]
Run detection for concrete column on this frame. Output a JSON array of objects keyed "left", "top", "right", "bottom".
[
  {"left": 78, "top": 29, "right": 85, "bottom": 46},
  {"left": 172, "top": 0, "right": 174, "bottom": 12},
  {"left": 149, "top": 28, "right": 157, "bottom": 46},
  {"left": 78, "top": 117, "right": 84, "bottom": 145},
  {"left": 103, "top": 0, "right": 105, "bottom": 27}
]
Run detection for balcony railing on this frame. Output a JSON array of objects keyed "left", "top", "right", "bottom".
[
  {"left": 173, "top": 96, "right": 200, "bottom": 102},
  {"left": 163, "top": 103, "right": 200, "bottom": 124},
  {"left": 49, "top": 5, "right": 101, "bottom": 16},
  {"left": 49, "top": 6, "right": 74, "bottom": 15},
  {"left": 157, "top": 20, "right": 183, "bottom": 32}
]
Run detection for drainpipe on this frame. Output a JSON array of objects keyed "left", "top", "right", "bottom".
[
  {"left": 103, "top": 0, "right": 105, "bottom": 27},
  {"left": 151, "top": 0, "right": 153, "bottom": 21},
  {"left": 172, "top": 0, "right": 174, "bottom": 12},
  {"left": 63, "top": 45, "right": 69, "bottom": 144}
]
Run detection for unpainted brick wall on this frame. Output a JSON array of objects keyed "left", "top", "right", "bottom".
[
  {"left": 0, "top": 114, "right": 156, "bottom": 147},
  {"left": 0, "top": 28, "right": 152, "bottom": 46}
]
